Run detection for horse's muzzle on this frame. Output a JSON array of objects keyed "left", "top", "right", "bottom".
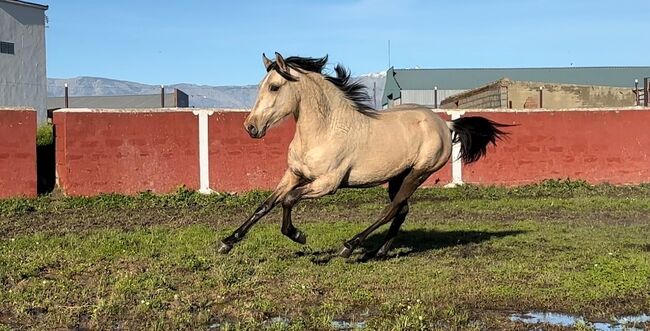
[{"left": 246, "top": 124, "right": 264, "bottom": 139}]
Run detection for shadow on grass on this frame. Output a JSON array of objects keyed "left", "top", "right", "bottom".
[{"left": 297, "top": 228, "right": 527, "bottom": 264}]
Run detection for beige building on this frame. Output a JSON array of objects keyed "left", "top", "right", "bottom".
[
  {"left": 440, "top": 78, "right": 637, "bottom": 109},
  {"left": 382, "top": 66, "right": 650, "bottom": 109}
]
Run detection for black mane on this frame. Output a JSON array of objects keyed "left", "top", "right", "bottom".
[{"left": 267, "top": 55, "right": 378, "bottom": 117}]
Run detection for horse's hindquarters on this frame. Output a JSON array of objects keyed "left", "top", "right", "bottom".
[{"left": 343, "top": 111, "right": 451, "bottom": 185}]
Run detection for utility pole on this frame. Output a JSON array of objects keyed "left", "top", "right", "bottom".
[{"left": 373, "top": 82, "right": 377, "bottom": 109}]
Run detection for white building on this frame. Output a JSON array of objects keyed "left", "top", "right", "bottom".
[{"left": 0, "top": 0, "right": 48, "bottom": 122}]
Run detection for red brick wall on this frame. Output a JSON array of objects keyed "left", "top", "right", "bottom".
[
  {"left": 209, "top": 112, "right": 295, "bottom": 192},
  {"left": 49, "top": 108, "right": 650, "bottom": 197},
  {"left": 0, "top": 109, "right": 36, "bottom": 198},
  {"left": 54, "top": 111, "right": 199, "bottom": 196},
  {"left": 461, "top": 109, "right": 650, "bottom": 185}
]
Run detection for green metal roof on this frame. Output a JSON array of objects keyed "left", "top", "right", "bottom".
[{"left": 382, "top": 66, "right": 650, "bottom": 106}]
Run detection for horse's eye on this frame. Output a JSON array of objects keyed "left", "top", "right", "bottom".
[{"left": 269, "top": 84, "right": 280, "bottom": 92}]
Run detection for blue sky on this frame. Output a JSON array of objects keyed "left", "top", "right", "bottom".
[{"left": 45, "top": 0, "right": 650, "bottom": 86}]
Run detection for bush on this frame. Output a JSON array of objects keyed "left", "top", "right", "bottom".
[{"left": 36, "top": 124, "right": 53, "bottom": 146}]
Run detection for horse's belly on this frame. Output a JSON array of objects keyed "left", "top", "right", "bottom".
[{"left": 344, "top": 156, "right": 410, "bottom": 187}]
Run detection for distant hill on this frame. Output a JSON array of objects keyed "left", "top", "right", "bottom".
[{"left": 47, "top": 72, "right": 386, "bottom": 109}]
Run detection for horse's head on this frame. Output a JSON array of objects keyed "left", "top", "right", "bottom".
[{"left": 244, "top": 52, "right": 301, "bottom": 139}]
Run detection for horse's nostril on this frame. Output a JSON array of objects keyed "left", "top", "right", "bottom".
[{"left": 247, "top": 124, "right": 258, "bottom": 136}]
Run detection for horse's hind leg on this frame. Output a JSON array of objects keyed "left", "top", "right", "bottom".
[
  {"left": 338, "top": 170, "right": 430, "bottom": 258},
  {"left": 375, "top": 202, "right": 409, "bottom": 258},
  {"left": 363, "top": 175, "right": 410, "bottom": 259}
]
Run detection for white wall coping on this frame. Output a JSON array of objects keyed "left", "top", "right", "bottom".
[
  {"left": 51, "top": 106, "right": 650, "bottom": 114},
  {"left": 0, "top": 107, "right": 36, "bottom": 111},
  {"left": 434, "top": 106, "right": 648, "bottom": 114},
  {"left": 52, "top": 108, "right": 249, "bottom": 113}
]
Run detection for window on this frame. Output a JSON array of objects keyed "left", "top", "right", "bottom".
[{"left": 1, "top": 41, "right": 15, "bottom": 55}]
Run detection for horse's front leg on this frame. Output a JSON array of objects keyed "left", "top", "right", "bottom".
[
  {"left": 218, "top": 170, "right": 301, "bottom": 254},
  {"left": 280, "top": 174, "right": 344, "bottom": 244},
  {"left": 281, "top": 204, "right": 307, "bottom": 244}
]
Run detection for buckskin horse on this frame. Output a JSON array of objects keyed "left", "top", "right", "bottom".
[{"left": 218, "top": 52, "right": 509, "bottom": 259}]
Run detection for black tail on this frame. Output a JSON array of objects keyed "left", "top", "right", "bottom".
[{"left": 450, "top": 116, "right": 511, "bottom": 164}]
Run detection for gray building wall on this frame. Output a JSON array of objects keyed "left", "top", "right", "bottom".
[
  {"left": 400, "top": 89, "right": 465, "bottom": 108},
  {"left": 0, "top": 1, "right": 48, "bottom": 123},
  {"left": 47, "top": 89, "right": 191, "bottom": 110}
]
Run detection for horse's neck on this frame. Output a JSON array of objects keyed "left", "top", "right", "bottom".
[{"left": 294, "top": 78, "right": 369, "bottom": 146}]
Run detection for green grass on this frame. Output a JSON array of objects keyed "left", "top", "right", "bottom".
[{"left": 1, "top": 180, "right": 649, "bottom": 330}]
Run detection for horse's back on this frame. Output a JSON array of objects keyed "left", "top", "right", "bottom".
[
  {"left": 380, "top": 104, "right": 449, "bottom": 135},
  {"left": 355, "top": 103, "right": 452, "bottom": 174},
  {"left": 383, "top": 104, "right": 447, "bottom": 124}
]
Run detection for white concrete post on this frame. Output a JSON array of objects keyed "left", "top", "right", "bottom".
[
  {"left": 192, "top": 109, "right": 215, "bottom": 194},
  {"left": 446, "top": 111, "right": 465, "bottom": 187}
]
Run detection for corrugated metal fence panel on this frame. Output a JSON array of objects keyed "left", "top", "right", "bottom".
[{"left": 400, "top": 89, "right": 466, "bottom": 107}]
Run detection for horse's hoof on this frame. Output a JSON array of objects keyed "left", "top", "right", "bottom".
[
  {"left": 292, "top": 230, "right": 307, "bottom": 245},
  {"left": 376, "top": 245, "right": 391, "bottom": 259},
  {"left": 337, "top": 245, "right": 354, "bottom": 258},
  {"left": 217, "top": 241, "right": 233, "bottom": 254},
  {"left": 375, "top": 250, "right": 389, "bottom": 259}
]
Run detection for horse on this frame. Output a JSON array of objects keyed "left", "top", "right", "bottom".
[{"left": 217, "top": 52, "right": 509, "bottom": 259}]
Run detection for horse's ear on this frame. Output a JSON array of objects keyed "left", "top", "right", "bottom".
[
  {"left": 262, "top": 53, "right": 272, "bottom": 71},
  {"left": 275, "top": 52, "right": 289, "bottom": 73}
]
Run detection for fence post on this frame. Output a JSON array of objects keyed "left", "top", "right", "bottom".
[
  {"left": 434, "top": 86, "right": 438, "bottom": 109},
  {"left": 161, "top": 85, "right": 165, "bottom": 108},
  {"left": 539, "top": 86, "right": 543, "bottom": 108},
  {"left": 643, "top": 77, "right": 650, "bottom": 107},
  {"left": 64, "top": 83, "right": 69, "bottom": 108},
  {"left": 635, "top": 79, "right": 639, "bottom": 106}
]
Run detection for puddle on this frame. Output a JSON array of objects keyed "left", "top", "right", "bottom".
[
  {"left": 265, "top": 316, "right": 290, "bottom": 327},
  {"left": 331, "top": 319, "right": 367, "bottom": 330},
  {"left": 510, "top": 312, "right": 650, "bottom": 331}
]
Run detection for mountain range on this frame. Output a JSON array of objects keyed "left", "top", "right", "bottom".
[{"left": 47, "top": 72, "right": 386, "bottom": 109}]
